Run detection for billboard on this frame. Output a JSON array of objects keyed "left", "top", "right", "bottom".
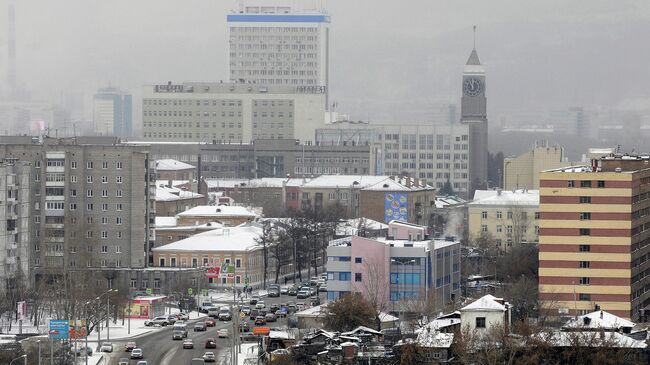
[
  {"left": 16, "top": 301, "right": 26, "bottom": 321},
  {"left": 205, "top": 264, "right": 221, "bottom": 279},
  {"left": 49, "top": 319, "right": 69, "bottom": 340},
  {"left": 69, "top": 320, "right": 87, "bottom": 339},
  {"left": 220, "top": 263, "right": 235, "bottom": 279},
  {"left": 384, "top": 193, "right": 408, "bottom": 223}
]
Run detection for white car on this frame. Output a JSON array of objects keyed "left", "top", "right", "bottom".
[
  {"left": 255, "top": 301, "right": 265, "bottom": 309},
  {"left": 217, "top": 329, "right": 229, "bottom": 338},
  {"left": 100, "top": 342, "right": 113, "bottom": 352}
]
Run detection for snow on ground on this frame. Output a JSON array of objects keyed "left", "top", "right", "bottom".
[{"left": 238, "top": 343, "right": 260, "bottom": 365}]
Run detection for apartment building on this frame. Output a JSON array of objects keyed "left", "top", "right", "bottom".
[
  {"left": 326, "top": 221, "right": 461, "bottom": 310},
  {"left": 141, "top": 82, "right": 325, "bottom": 143},
  {"left": 155, "top": 183, "right": 205, "bottom": 217},
  {"left": 0, "top": 136, "right": 156, "bottom": 284},
  {"left": 538, "top": 156, "right": 650, "bottom": 320},
  {"left": 0, "top": 160, "right": 30, "bottom": 294},
  {"left": 503, "top": 142, "right": 571, "bottom": 190},
  {"left": 468, "top": 189, "right": 540, "bottom": 251},
  {"left": 155, "top": 159, "right": 196, "bottom": 181}
]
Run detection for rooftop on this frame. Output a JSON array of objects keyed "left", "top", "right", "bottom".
[
  {"left": 177, "top": 205, "right": 257, "bottom": 218},
  {"left": 152, "top": 222, "right": 262, "bottom": 253},
  {"left": 469, "top": 189, "right": 539, "bottom": 207},
  {"left": 335, "top": 218, "right": 388, "bottom": 236},
  {"left": 156, "top": 185, "right": 204, "bottom": 202},
  {"left": 155, "top": 159, "right": 195, "bottom": 171},
  {"left": 563, "top": 310, "right": 635, "bottom": 330},
  {"left": 461, "top": 295, "right": 507, "bottom": 312}
]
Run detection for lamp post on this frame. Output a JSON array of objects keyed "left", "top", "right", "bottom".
[
  {"left": 9, "top": 354, "right": 25, "bottom": 365},
  {"left": 390, "top": 258, "right": 416, "bottom": 326},
  {"left": 85, "top": 288, "right": 117, "bottom": 356}
]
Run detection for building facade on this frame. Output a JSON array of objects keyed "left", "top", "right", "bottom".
[
  {"left": 141, "top": 82, "right": 325, "bottom": 143},
  {"left": 0, "top": 136, "right": 155, "bottom": 284},
  {"left": 93, "top": 87, "right": 133, "bottom": 137},
  {"left": 538, "top": 157, "right": 650, "bottom": 320},
  {"left": 503, "top": 142, "right": 570, "bottom": 190},
  {"left": 468, "top": 189, "right": 540, "bottom": 251},
  {"left": 0, "top": 160, "right": 30, "bottom": 294},
  {"left": 228, "top": 3, "right": 330, "bottom": 107}
]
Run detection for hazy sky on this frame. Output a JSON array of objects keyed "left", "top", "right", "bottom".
[{"left": 1, "top": 0, "right": 650, "bottom": 124}]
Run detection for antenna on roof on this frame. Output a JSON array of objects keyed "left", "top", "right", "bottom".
[{"left": 473, "top": 25, "right": 477, "bottom": 49}]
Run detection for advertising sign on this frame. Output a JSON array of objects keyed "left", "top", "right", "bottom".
[
  {"left": 384, "top": 193, "right": 408, "bottom": 223},
  {"left": 69, "top": 320, "right": 87, "bottom": 339},
  {"left": 220, "top": 263, "right": 235, "bottom": 279},
  {"left": 205, "top": 264, "right": 221, "bottom": 279},
  {"left": 49, "top": 319, "right": 69, "bottom": 340},
  {"left": 16, "top": 301, "right": 26, "bottom": 321}
]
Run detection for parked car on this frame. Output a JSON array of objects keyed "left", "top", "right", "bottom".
[
  {"left": 205, "top": 318, "right": 216, "bottom": 327},
  {"left": 124, "top": 342, "right": 137, "bottom": 352},
  {"left": 310, "top": 277, "right": 319, "bottom": 286},
  {"left": 310, "top": 297, "right": 321, "bottom": 307},
  {"left": 203, "top": 351, "right": 216, "bottom": 363},
  {"left": 254, "top": 316, "right": 266, "bottom": 325},
  {"left": 239, "top": 321, "right": 250, "bottom": 332},
  {"left": 265, "top": 312, "right": 277, "bottom": 322},
  {"left": 241, "top": 305, "right": 251, "bottom": 315},
  {"left": 268, "top": 284, "right": 281, "bottom": 297},
  {"left": 130, "top": 348, "right": 143, "bottom": 359},
  {"left": 205, "top": 338, "right": 217, "bottom": 349},
  {"left": 183, "top": 339, "right": 194, "bottom": 349},
  {"left": 194, "top": 322, "right": 207, "bottom": 332},
  {"left": 118, "top": 358, "right": 129, "bottom": 365},
  {"left": 296, "top": 302, "right": 305, "bottom": 311},
  {"left": 144, "top": 316, "right": 169, "bottom": 326},
  {"left": 166, "top": 315, "right": 178, "bottom": 325},
  {"left": 217, "top": 329, "right": 229, "bottom": 338},
  {"left": 100, "top": 343, "right": 113, "bottom": 353},
  {"left": 249, "top": 295, "right": 259, "bottom": 305}
]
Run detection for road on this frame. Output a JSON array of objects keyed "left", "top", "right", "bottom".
[{"left": 101, "top": 288, "right": 326, "bottom": 365}]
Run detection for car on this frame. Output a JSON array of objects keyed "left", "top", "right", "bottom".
[
  {"left": 249, "top": 309, "right": 259, "bottom": 320},
  {"left": 310, "top": 277, "right": 319, "bottom": 286},
  {"left": 287, "top": 287, "right": 297, "bottom": 296},
  {"left": 275, "top": 308, "right": 287, "bottom": 318},
  {"left": 176, "top": 312, "right": 189, "bottom": 321},
  {"left": 144, "top": 316, "right": 169, "bottom": 326},
  {"left": 296, "top": 290, "right": 309, "bottom": 299},
  {"left": 73, "top": 346, "right": 93, "bottom": 356},
  {"left": 205, "top": 338, "right": 217, "bottom": 349},
  {"left": 254, "top": 316, "right": 266, "bottom": 325},
  {"left": 124, "top": 341, "right": 137, "bottom": 352},
  {"left": 255, "top": 301, "right": 265, "bottom": 309},
  {"left": 269, "top": 303, "right": 280, "bottom": 312},
  {"left": 296, "top": 302, "right": 305, "bottom": 311},
  {"left": 118, "top": 358, "right": 129, "bottom": 365},
  {"left": 287, "top": 303, "right": 297, "bottom": 312},
  {"left": 166, "top": 315, "right": 178, "bottom": 325},
  {"left": 319, "top": 284, "right": 327, "bottom": 292},
  {"left": 239, "top": 321, "right": 250, "bottom": 332},
  {"left": 173, "top": 330, "right": 187, "bottom": 340},
  {"left": 194, "top": 322, "right": 207, "bottom": 332},
  {"left": 280, "top": 286, "right": 289, "bottom": 295},
  {"left": 203, "top": 351, "right": 216, "bottom": 363},
  {"left": 241, "top": 305, "right": 251, "bottom": 315},
  {"left": 183, "top": 339, "right": 194, "bottom": 349},
  {"left": 217, "top": 328, "right": 229, "bottom": 338},
  {"left": 100, "top": 342, "right": 113, "bottom": 353},
  {"left": 310, "top": 287, "right": 317, "bottom": 296},
  {"left": 218, "top": 308, "right": 232, "bottom": 321},
  {"left": 310, "top": 297, "right": 321, "bottom": 306},
  {"left": 205, "top": 318, "right": 216, "bottom": 327},
  {"left": 130, "top": 348, "right": 143, "bottom": 359},
  {"left": 317, "top": 278, "right": 326, "bottom": 286},
  {"left": 265, "top": 312, "right": 277, "bottom": 322},
  {"left": 136, "top": 362, "right": 148, "bottom": 365},
  {"left": 268, "top": 284, "right": 281, "bottom": 297},
  {"left": 249, "top": 295, "right": 259, "bottom": 305},
  {"left": 207, "top": 307, "right": 219, "bottom": 318}
]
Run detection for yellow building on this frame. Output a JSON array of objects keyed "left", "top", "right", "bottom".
[
  {"left": 503, "top": 142, "right": 570, "bottom": 190},
  {"left": 468, "top": 189, "right": 540, "bottom": 252}
]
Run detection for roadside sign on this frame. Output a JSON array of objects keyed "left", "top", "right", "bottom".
[
  {"left": 146, "top": 288, "right": 152, "bottom": 295},
  {"left": 16, "top": 301, "right": 26, "bottom": 321},
  {"left": 49, "top": 319, "right": 69, "bottom": 340},
  {"left": 253, "top": 327, "right": 270, "bottom": 335},
  {"left": 240, "top": 312, "right": 245, "bottom": 319},
  {"left": 69, "top": 319, "right": 87, "bottom": 339},
  {"left": 205, "top": 265, "right": 221, "bottom": 279},
  {"left": 219, "top": 263, "right": 235, "bottom": 279},
  {"left": 187, "top": 288, "right": 193, "bottom": 295}
]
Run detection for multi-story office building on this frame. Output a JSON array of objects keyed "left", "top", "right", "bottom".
[
  {"left": 326, "top": 221, "right": 461, "bottom": 310},
  {"left": 0, "top": 160, "right": 30, "bottom": 294},
  {"left": 139, "top": 138, "right": 370, "bottom": 181},
  {"left": 538, "top": 156, "right": 650, "bottom": 320},
  {"left": 468, "top": 189, "right": 540, "bottom": 251},
  {"left": 141, "top": 82, "right": 325, "bottom": 143},
  {"left": 228, "top": 3, "right": 330, "bottom": 106},
  {"left": 503, "top": 142, "right": 570, "bottom": 190},
  {"left": 93, "top": 87, "right": 133, "bottom": 137},
  {"left": 0, "top": 136, "right": 156, "bottom": 284}
]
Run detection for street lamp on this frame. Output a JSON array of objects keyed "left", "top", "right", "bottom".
[
  {"left": 9, "top": 354, "right": 25, "bottom": 365},
  {"left": 85, "top": 288, "right": 118, "bottom": 358},
  {"left": 391, "top": 258, "right": 416, "bottom": 324}
]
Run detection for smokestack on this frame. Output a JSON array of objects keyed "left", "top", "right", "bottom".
[{"left": 8, "top": 3, "right": 16, "bottom": 98}]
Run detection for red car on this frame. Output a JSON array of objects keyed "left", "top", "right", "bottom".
[
  {"left": 205, "top": 318, "right": 216, "bottom": 327},
  {"left": 124, "top": 342, "right": 136, "bottom": 352}
]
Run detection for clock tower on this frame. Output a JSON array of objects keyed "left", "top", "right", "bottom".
[{"left": 461, "top": 29, "right": 488, "bottom": 193}]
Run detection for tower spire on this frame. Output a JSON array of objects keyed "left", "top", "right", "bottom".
[
  {"left": 473, "top": 25, "right": 477, "bottom": 50},
  {"left": 466, "top": 25, "right": 481, "bottom": 66}
]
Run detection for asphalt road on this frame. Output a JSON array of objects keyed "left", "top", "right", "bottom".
[{"left": 101, "top": 288, "right": 326, "bottom": 365}]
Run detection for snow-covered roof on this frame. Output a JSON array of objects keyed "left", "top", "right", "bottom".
[
  {"left": 155, "top": 221, "right": 223, "bottom": 232},
  {"left": 416, "top": 316, "right": 461, "bottom": 334},
  {"left": 435, "top": 196, "right": 467, "bottom": 209},
  {"left": 296, "top": 304, "right": 327, "bottom": 318},
  {"left": 177, "top": 205, "right": 257, "bottom": 218},
  {"left": 388, "top": 220, "right": 427, "bottom": 230},
  {"left": 155, "top": 159, "right": 195, "bottom": 171},
  {"left": 269, "top": 331, "right": 295, "bottom": 340},
  {"left": 469, "top": 189, "right": 539, "bottom": 207},
  {"left": 538, "top": 331, "right": 647, "bottom": 348},
  {"left": 336, "top": 218, "right": 388, "bottom": 236},
  {"left": 563, "top": 310, "right": 635, "bottom": 330},
  {"left": 363, "top": 177, "right": 432, "bottom": 191},
  {"left": 156, "top": 185, "right": 204, "bottom": 202},
  {"left": 409, "top": 331, "right": 454, "bottom": 349},
  {"left": 301, "top": 175, "right": 390, "bottom": 189},
  {"left": 204, "top": 179, "right": 250, "bottom": 189},
  {"left": 341, "top": 326, "right": 382, "bottom": 336},
  {"left": 155, "top": 216, "right": 177, "bottom": 228},
  {"left": 152, "top": 223, "right": 262, "bottom": 252},
  {"left": 241, "top": 177, "right": 305, "bottom": 188},
  {"left": 461, "top": 295, "right": 507, "bottom": 312},
  {"left": 378, "top": 312, "right": 398, "bottom": 322}
]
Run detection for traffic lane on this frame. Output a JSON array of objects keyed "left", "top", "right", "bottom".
[{"left": 166, "top": 317, "right": 236, "bottom": 365}]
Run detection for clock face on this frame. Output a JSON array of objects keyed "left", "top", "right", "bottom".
[{"left": 463, "top": 77, "right": 482, "bottom": 97}]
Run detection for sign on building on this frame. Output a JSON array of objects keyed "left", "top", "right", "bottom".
[{"left": 384, "top": 193, "right": 408, "bottom": 223}]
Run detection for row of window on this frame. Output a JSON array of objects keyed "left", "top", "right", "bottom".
[
  {"left": 481, "top": 211, "right": 540, "bottom": 220},
  {"left": 36, "top": 160, "right": 123, "bottom": 169},
  {"left": 567, "top": 180, "right": 606, "bottom": 188},
  {"left": 43, "top": 202, "right": 124, "bottom": 212},
  {"left": 34, "top": 258, "right": 122, "bottom": 268},
  {"left": 481, "top": 224, "right": 538, "bottom": 235},
  {"left": 144, "top": 99, "right": 242, "bottom": 107},
  {"left": 40, "top": 174, "right": 124, "bottom": 184}
]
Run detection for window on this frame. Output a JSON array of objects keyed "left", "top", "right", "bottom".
[
  {"left": 70, "top": 175, "right": 77, "bottom": 183},
  {"left": 579, "top": 293, "right": 591, "bottom": 301},
  {"left": 579, "top": 261, "right": 590, "bottom": 268},
  {"left": 171, "top": 258, "right": 177, "bottom": 267},
  {"left": 116, "top": 217, "right": 122, "bottom": 225},
  {"left": 496, "top": 211, "right": 503, "bottom": 219},
  {"left": 354, "top": 257, "right": 362, "bottom": 264},
  {"left": 568, "top": 180, "right": 575, "bottom": 188},
  {"left": 116, "top": 189, "right": 123, "bottom": 197},
  {"left": 507, "top": 225, "right": 513, "bottom": 234},
  {"left": 70, "top": 161, "right": 77, "bottom": 169},
  {"left": 69, "top": 203, "right": 77, "bottom": 211},
  {"left": 579, "top": 277, "right": 590, "bottom": 285},
  {"left": 236, "top": 259, "right": 241, "bottom": 268},
  {"left": 476, "top": 317, "right": 486, "bottom": 328},
  {"left": 86, "top": 189, "right": 93, "bottom": 197},
  {"left": 116, "top": 246, "right": 121, "bottom": 253},
  {"left": 580, "top": 180, "right": 592, "bottom": 188},
  {"left": 355, "top": 273, "right": 362, "bottom": 282},
  {"left": 338, "top": 272, "right": 352, "bottom": 281},
  {"left": 101, "top": 176, "right": 107, "bottom": 183},
  {"left": 481, "top": 211, "right": 488, "bottom": 219},
  {"left": 130, "top": 279, "right": 137, "bottom": 288},
  {"left": 534, "top": 212, "right": 540, "bottom": 220},
  {"left": 496, "top": 225, "right": 502, "bottom": 233},
  {"left": 579, "top": 244, "right": 591, "bottom": 252},
  {"left": 86, "top": 203, "right": 93, "bottom": 211},
  {"left": 101, "top": 189, "right": 108, "bottom": 197},
  {"left": 101, "top": 245, "right": 108, "bottom": 253},
  {"left": 86, "top": 175, "right": 93, "bottom": 183},
  {"left": 597, "top": 180, "right": 605, "bottom": 188},
  {"left": 159, "top": 258, "right": 165, "bottom": 267},
  {"left": 86, "top": 161, "right": 93, "bottom": 169},
  {"left": 102, "top": 161, "right": 108, "bottom": 169},
  {"left": 101, "top": 231, "right": 108, "bottom": 239},
  {"left": 116, "top": 176, "right": 123, "bottom": 184},
  {"left": 481, "top": 225, "right": 488, "bottom": 233},
  {"left": 580, "top": 196, "right": 591, "bottom": 204},
  {"left": 116, "top": 162, "right": 123, "bottom": 169},
  {"left": 579, "top": 228, "right": 591, "bottom": 236},
  {"left": 116, "top": 203, "right": 123, "bottom": 211},
  {"left": 507, "top": 211, "right": 513, "bottom": 219}
]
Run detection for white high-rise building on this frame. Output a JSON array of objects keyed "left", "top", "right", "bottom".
[
  {"left": 228, "top": 2, "right": 330, "bottom": 107},
  {"left": 93, "top": 87, "right": 133, "bottom": 137}
]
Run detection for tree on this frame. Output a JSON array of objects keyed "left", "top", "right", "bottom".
[
  {"left": 439, "top": 179, "right": 455, "bottom": 196},
  {"left": 255, "top": 220, "right": 274, "bottom": 289},
  {"left": 505, "top": 275, "right": 539, "bottom": 322},
  {"left": 324, "top": 293, "right": 376, "bottom": 332}
]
